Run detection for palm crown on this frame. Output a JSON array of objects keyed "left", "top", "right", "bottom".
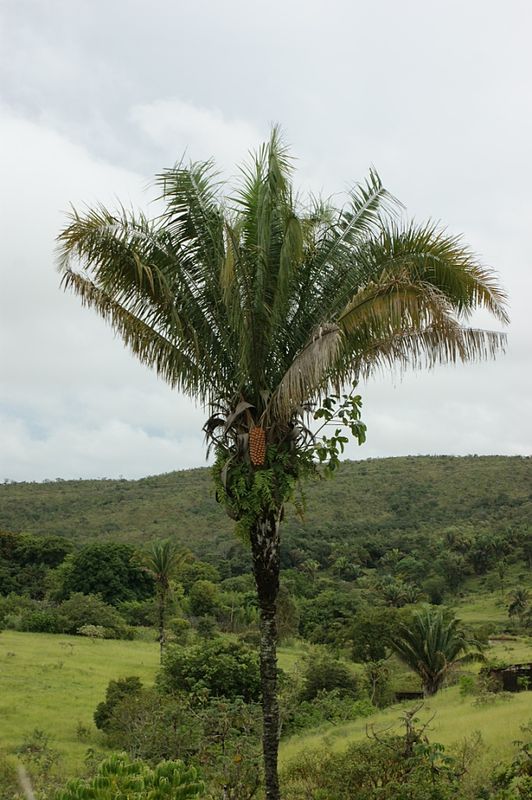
[
  {"left": 57, "top": 127, "right": 507, "bottom": 433},
  {"left": 391, "top": 606, "right": 485, "bottom": 696}
]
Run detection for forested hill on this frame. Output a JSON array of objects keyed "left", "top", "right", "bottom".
[{"left": 1, "top": 456, "right": 530, "bottom": 564}]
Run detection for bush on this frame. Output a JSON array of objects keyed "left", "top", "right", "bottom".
[
  {"left": 118, "top": 598, "right": 157, "bottom": 627},
  {"left": 59, "top": 593, "right": 132, "bottom": 639},
  {"left": 238, "top": 629, "right": 261, "bottom": 647},
  {"left": 15, "top": 728, "right": 62, "bottom": 794},
  {"left": 94, "top": 676, "right": 144, "bottom": 732},
  {"left": 97, "top": 688, "right": 202, "bottom": 762},
  {"left": 60, "top": 542, "right": 154, "bottom": 605},
  {"left": 459, "top": 674, "right": 478, "bottom": 697},
  {"left": 283, "top": 715, "right": 464, "bottom": 800},
  {"left": 422, "top": 575, "right": 446, "bottom": 605},
  {"left": 93, "top": 690, "right": 262, "bottom": 798},
  {"left": 0, "top": 751, "right": 18, "bottom": 800},
  {"left": 188, "top": 579, "right": 219, "bottom": 617},
  {"left": 300, "top": 655, "right": 359, "bottom": 701},
  {"left": 77, "top": 624, "right": 106, "bottom": 639},
  {"left": 168, "top": 616, "right": 192, "bottom": 644},
  {"left": 282, "top": 689, "right": 373, "bottom": 736},
  {"left": 351, "top": 606, "right": 400, "bottom": 663},
  {"left": 159, "top": 639, "right": 261, "bottom": 702},
  {"left": 195, "top": 615, "right": 217, "bottom": 639},
  {"left": 0, "top": 593, "right": 35, "bottom": 626},
  {"left": 19, "top": 608, "right": 65, "bottom": 633}
]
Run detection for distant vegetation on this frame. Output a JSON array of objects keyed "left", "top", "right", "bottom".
[
  {"left": 0, "top": 455, "right": 530, "bottom": 797},
  {"left": 1, "top": 456, "right": 530, "bottom": 647},
  {"left": 1, "top": 455, "right": 530, "bottom": 560}
]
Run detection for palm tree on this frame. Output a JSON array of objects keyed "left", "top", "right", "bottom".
[
  {"left": 390, "top": 606, "right": 485, "bottom": 696},
  {"left": 143, "top": 541, "right": 188, "bottom": 661},
  {"left": 508, "top": 587, "right": 530, "bottom": 621},
  {"left": 57, "top": 128, "right": 507, "bottom": 799}
]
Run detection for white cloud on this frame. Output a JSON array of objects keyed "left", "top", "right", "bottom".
[
  {"left": 130, "top": 98, "right": 264, "bottom": 173},
  {"left": 0, "top": 0, "right": 531, "bottom": 481},
  {"left": 0, "top": 109, "right": 208, "bottom": 480}
]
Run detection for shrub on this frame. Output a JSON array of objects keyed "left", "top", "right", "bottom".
[
  {"left": 195, "top": 615, "right": 217, "bottom": 639},
  {"left": 300, "top": 655, "right": 359, "bottom": 701},
  {"left": 60, "top": 542, "right": 154, "bottom": 605},
  {"left": 177, "top": 560, "right": 220, "bottom": 592},
  {"left": 94, "top": 676, "right": 144, "bottom": 732},
  {"left": 19, "top": 608, "right": 65, "bottom": 634},
  {"left": 188, "top": 579, "right": 219, "bottom": 617},
  {"left": 238, "top": 629, "right": 261, "bottom": 647},
  {"left": 59, "top": 593, "right": 132, "bottom": 639},
  {"left": 363, "top": 660, "right": 394, "bottom": 708},
  {"left": 0, "top": 593, "right": 35, "bottom": 625},
  {"left": 422, "top": 575, "right": 446, "bottom": 605},
  {"left": 77, "top": 624, "right": 106, "bottom": 639},
  {"left": 99, "top": 688, "right": 202, "bottom": 762},
  {"left": 168, "top": 616, "right": 192, "bottom": 644},
  {"left": 93, "top": 690, "right": 261, "bottom": 798},
  {"left": 488, "top": 721, "right": 532, "bottom": 799},
  {"left": 16, "top": 728, "right": 62, "bottom": 791},
  {"left": 351, "top": 606, "right": 400, "bottom": 663},
  {"left": 0, "top": 751, "right": 18, "bottom": 800},
  {"left": 459, "top": 674, "right": 478, "bottom": 697},
  {"left": 282, "top": 714, "right": 464, "bottom": 800},
  {"left": 282, "top": 689, "right": 373, "bottom": 736},
  {"left": 118, "top": 598, "right": 157, "bottom": 627},
  {"left": 159, "top": 639, "right": 261, "bottom": 702}
]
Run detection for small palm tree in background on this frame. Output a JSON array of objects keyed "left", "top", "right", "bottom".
[
  {"left": 57, "top": 128, "right": 507, "bottom": 799},
  {"left": 508, "top": 587, "right": 530, "bottom": 623},
  {"left": 390, "top": 606, "right": 485, "bottom": 696},
  {"left": 143, "top": 541, "right": 188, "bottom": 661}
]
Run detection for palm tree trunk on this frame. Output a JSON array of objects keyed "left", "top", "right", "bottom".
[
  {"left": 423, "top": 680, "right": 439, "bottom": 698},
  {"left": 157, "top": 587, "right": 166, "bottom": 664},
  {"left": 250, "top": 509, "right": 282, "bottom": 800}
]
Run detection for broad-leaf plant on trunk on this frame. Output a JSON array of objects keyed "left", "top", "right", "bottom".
[{"left": 57, "top": 128, "right": 507, "bottom": 799}]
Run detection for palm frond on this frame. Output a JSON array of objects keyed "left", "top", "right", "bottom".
[
  {"left": 354, "top": 221, "right": 509, "bottom": 324},
  {"left": 60, "top": 270, "right": 212, "bottom": 398},
  {"left": 58, "top": 128, "right": 508, "bottom": 429},
  {"left": 270, "top": 323, "right": 343, "bottom": 420},
  {"left": 351, "top": 324, "right": 506, "bottom": 379}
]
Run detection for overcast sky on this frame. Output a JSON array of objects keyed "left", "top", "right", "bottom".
[{"left": 1, "top": 0, "right": 531, "bottom": 482}]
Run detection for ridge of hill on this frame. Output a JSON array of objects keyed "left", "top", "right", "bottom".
[{"left": 1, "top": 456, "right": 530, "bottom": 561}]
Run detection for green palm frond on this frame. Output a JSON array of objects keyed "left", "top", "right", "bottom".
[
  {"left": 391, "top": 607, "right": 485, "bottom": 694},
  {"left": 59, "top": 270, "right": 209, "bottom": 395},
  {"left": 144, "top": 541, "right": 188, "bottom": 580},
  {"left": 58, "top": 127, "right": 508, "bottom": 426}
]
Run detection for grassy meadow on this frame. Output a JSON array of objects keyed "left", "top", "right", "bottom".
[
  {"left": 0, "top": 631, "right": 160, "bottom": 772},
  {"left": 0, "top": 631, "right": 311, "bottom": 774},
  {"left": 279, "top": 686, "right": 532, "bottom": 769},
  {"left": 1, "top": 628, "right": 530, "bottom": 778}
]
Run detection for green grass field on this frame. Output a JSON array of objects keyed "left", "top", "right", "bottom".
[
  {"left": 279, "top": 685, "right": 531, "bottom": 766},
  {"left": 0, "top": 631, "right": 160, "bottom": 772},
  {"left": 0, "top": 631, "right": 314, "bottom": 774},
  {"left": 1, "top": 629, "right": 530, "bottom": 778}
]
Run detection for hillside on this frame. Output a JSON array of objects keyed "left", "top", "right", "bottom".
[{"left": 1, "top": 456, "right": 530, "bottom": 562}]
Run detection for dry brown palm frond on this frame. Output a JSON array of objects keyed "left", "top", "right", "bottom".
[{"left": 270, "top": 323, "right": 343, "bottom": 421}]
